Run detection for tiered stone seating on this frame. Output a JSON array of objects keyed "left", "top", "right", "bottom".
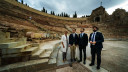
[
  {"left": 27, "top": 20, "right": 62, "bottom": 39},
  {"left": 30, "top": 40, "right": 61, "bottom": 68},
  {"left": 30, "top": 20, "right": 67, "bottom": 33},
  {"left": 0, "top": 31, "right": 39, "bottom": 65},
  {"left": 31, "top": 45, "right": 58, "bottom": 60},
  {"left": 0, "top": 37, "right": 61, "bottom": 72}
]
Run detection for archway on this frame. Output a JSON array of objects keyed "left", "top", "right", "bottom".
[{"left": 95, "top": 17, "right": 100, "bottom": 22}]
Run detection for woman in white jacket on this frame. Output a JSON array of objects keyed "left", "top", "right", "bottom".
[{"left": 61, "top": 31, "right": 69, "bottom": 62}]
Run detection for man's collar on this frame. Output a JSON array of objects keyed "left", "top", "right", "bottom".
[{"left": 93, "top": 31, "right": 97, "bottom": 33}]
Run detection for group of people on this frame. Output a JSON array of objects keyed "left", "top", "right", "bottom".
[{"left": 61, "top": 26, "right": 104, "bottom": 69}]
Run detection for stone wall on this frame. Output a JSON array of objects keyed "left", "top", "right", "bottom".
[{"left": 89, "top": 6, "right": 109, "bottom": 23}]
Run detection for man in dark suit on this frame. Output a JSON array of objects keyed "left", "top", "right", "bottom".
[
  {"left": 69, "top": 28, "right": 79, "bottom": 62},
  {"left": 89, "top": 26, "right": 104, "bottom": 69},
  {"left": 78, "top": 28, "right": 88, "bottom": 64}
]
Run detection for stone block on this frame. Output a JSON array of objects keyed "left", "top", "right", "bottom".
[
  {"left": 31, "top": 43, "right": 39, "bottom": 47},
  {"left": 1, "top": 44, "right": 32, "bottom": 55},
  {"left": 5, "top": 32, "right": 10, "bottom": 39},
  {"left": 26, "top": 65, "right": 37, "bottom": 72},
  {"left": 1, "top": 55, "right": 30, "bottom": 65},
  {"left": 9, "top": 66, "right": 27, "bottom": 72},
  {"left": 2, "top": 56, "right": 22, "bottom": 65},
  {"left": 21, "top": 47, "right": 38, "bottom": 55},
  {"left": 0, "top": 70, "right": 9, "bottom": 72},
  {"left": 39, "top": 50, "right": 52, "bottom": 59},
  {"left": 0, "top": 42, "right": 18, "bottom": 48},
  {"left": 2, "top": 48, "right": 21, "bottom": 55},
  {"left": 0, "top": 57, "right": 1, "bottom": 66}
]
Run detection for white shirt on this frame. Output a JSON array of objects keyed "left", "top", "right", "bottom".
[
  {"left": 61, "top": 35, "right": 69, "bottom": 52},
  {"left": 80, "top": 33, "right": 84, "bottom": 37},
  {"left": 73, "top": 33, "right": 76, "bottom": 38}
]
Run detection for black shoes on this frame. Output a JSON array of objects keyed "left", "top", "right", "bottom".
[
  {"left": 71, "top": 59, "right": 73, "bottom": 62},
  {"left": 97, "top": 66, "right": 100, "bottom": 70},
  {"left": 74, "top": 58, "right": 76, "bottom": 61},
  {"left": 69, "top": 63, "right": 72, "bottom": 67},
  {"left": 83, "top": 61, "right": 86, "bottom": 64},
  {"left": 77, "top": 60, "right": 86, "bottom": 64},
  {"left": 89, "top": 63, "right": 94, "bottom": 66},
  {"left": 89, "top": 63, "right": 100, "bottom": 70},
  {"left": 71, "top": 59, "right": 76, "bottom": 62},
  {"left": 78, "top": 60, "right": 82, "bottom": 63}
]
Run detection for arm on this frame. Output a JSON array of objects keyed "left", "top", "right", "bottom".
[
  {"left": 96, "top": 33, "right": 104, "bottom": 43},
  {"left": 76, "top": 34, "right": 79, "bottom": 45},
  {"left": 61, "top": 36, "right": 65, "bottom": 48},
  {"left": 69, "top": 34, "right": 72, "bottom": 45},
  {"left": 89, "top": 33, "right": 93, "bottom": 44},
  {"left": 85, "top": 34, "right": 88, "bottom": 46},
  {"left": 62, "top": 42, "right": 65, "bottom": 48},
  {"left": 89, "top": 33, "right": 92, "bottom": 42}
]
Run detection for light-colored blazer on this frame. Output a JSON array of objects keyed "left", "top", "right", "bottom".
[{"left": 61, "top": 35, "right": 69, "bottom": 52}]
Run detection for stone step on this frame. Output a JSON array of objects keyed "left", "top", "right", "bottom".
[
  {"left": 39, "top": 50, "right": 52, "bottom": 59},
  {"left": 2, "top": 52, "right": 31, "bottom": 58},
  {"left": 30, "top": 40, "right": 61, "bottom": 60},
  {"left": 31, "top": 43, "right": 39, "bottom": 47},
  {"left": 48, "top": 58, "right": 56, "bottom": 65},
  {"left": 2, "top": 53, "right": 20, "bottom": 58},
  {"left": 14, "top": 44, "right": 32, "bottom": 49},
  {"left": 0, "top": 40, "right": 26, "bottom": 49},
  {"left": 50, "top": 46, "right": 60, "bottom": 59},
  {"left": 0, "top": 42, "right": 18, "bottom": 48},
  {"left": 0, "top": 37, "right": 26, "bottom": 44},
  {"left": 2, "top": 44, "right": 32, "bottom": 55},
  {"left": 0, "top": 31, "right": 10, "bottom": 40},
  {"left": 48, "top": 46, "right": 61, "bottom": 65},
  {"left": 0, "top": 58, "right": 56, "bottom": 72},
  {"left": 32, "top": 49, "right": 46, "bottom": 56},
  {"left": 30, "top": 49, "right": 46, "bottom": 60},
  {"left": 48, "top": 44, "right": 61, "bottom": 64},
  {"left": 30, "top": 48, "right": 54, "bottom": 60},
  {"left": 1, "top": 55, "right": 31, "bottom": 65},
  {"left": 45, "top": 48, "right": 53, "bottom": 51},
  {"left": 21, "top": 47, "right": 38, "bottom": 54}
]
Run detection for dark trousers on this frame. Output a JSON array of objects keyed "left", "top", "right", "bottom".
[
  {"left": 91, "top": 45, "right": 102, "bottom": 67},
  {"left": 63, "top": 52, "right": 66, "bottom": 60},
  {"left": 79, "top": 46, "right": 86, "bottom": 61}
]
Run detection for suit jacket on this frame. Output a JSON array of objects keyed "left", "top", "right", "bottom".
[
  {"left": 79, "top": 33, "right": 88, "bottom": 46},
  {"left": 69, "top": 33, "right": 79, "bottom": 45},
  {"left": 89, "top": 32, "right": 104, "bottom": 49}
]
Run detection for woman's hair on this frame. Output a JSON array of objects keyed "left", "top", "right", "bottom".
[
  {"left": 72, "top": 28, "right": 76, "bottom": 31},
  {"left": 64, "top": 30, "right": 68, "bottom": 33}
]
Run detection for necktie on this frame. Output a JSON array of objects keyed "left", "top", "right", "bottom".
[
  {"left": 92, "top": 33, "right": 95, "bottom": 42},
  {"left": 80, "top": 33, "right": 82, "bottom": 38}
]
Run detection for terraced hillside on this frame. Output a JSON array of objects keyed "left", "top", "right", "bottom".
[
  {"left": 0, "top": 0, "right": 128, "bottom": 39},
  {"left": 0, "top": 0, "right": 70, "bottom": 35}
]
